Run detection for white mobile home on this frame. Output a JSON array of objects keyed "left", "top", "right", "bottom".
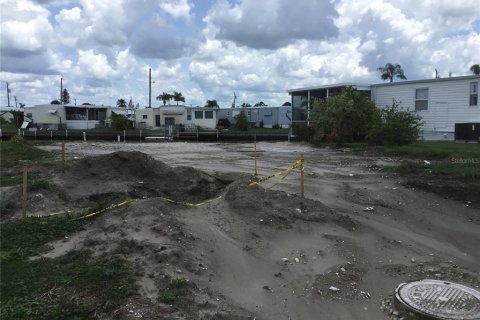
[
  {"left": 371, "top": 75, "right": 480, "bottom": 140},
  {"left": 24, "top": 104, "right": 128, "bottom": 130},
  {"left": 217, "top": 106, "right": 292, "bottom": 128}
]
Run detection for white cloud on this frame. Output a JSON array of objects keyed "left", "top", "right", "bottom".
[
  {"left": 205, "top": 0, "right": 338, "bottom": 49},
  {"left": 159, "top": 0, "right": 194, "bottom": 20},
  {"left": 75, "top": 48, "right": 136, "bottom": 81},
  {"left": 0, "top": 0, "right": 54, "bottom": 56}
]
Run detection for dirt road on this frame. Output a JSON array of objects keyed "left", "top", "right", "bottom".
[{"left": 37, "top": 141, "right": 480, "bottom": 319}]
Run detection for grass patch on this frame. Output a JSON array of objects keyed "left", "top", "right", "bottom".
[
  {"left": 382, "top": 141, "right": 480, "bottom": 159},
  {"left": 158, "top": 278, "right": 191, "bottom": 305},
  {"left": 0, "top": 174, "right": 23, "bottom": 187},
  {"left": 351, "top": 142, "right": 480, "bottom": 180},
  {"left": 0, "top": 216, "right": 137, "bottom": 319},
  {"left": 29, "top": 177, "right": 50, "bottom": 191},
  {"left": 1, "top": 251, "right": 137, "bottom": 320},
  {"left": 0, "top": 124, "right": 18, "bottom": 131},
  {"left": 0, "top": 138, "right": 53, "bottom": 168},
  {"left": 0, "top": 175, "right": 50, "bottom": 189},
  {"left": 0, "top": 216, "right": 88, "bottom": 259}
]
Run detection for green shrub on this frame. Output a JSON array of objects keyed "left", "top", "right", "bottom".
[
  {"left": 311, "top": 87, "right": 378, "bottom": 146},
  {"left": 233, "top": 111, "right": 249, "bottom": 131},
  {"left": 9, "top": 135, "right": 25, "bottom": 144},
  {"left": 217, "top": 118, "right": 231, "bottom": 129},
  {"left": 367, "top": 102, "right": 423, "bottom": 146},
  {"left": 110, "top": 112, "right": 132, "bottom": 131},
  {"left": 272, "top": 124, "right": 280, "bottom": 129},
  {"left": 292, "top": 124, "right": 315, "bottom": 141}
]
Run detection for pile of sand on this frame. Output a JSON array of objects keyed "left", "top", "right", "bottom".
[{"left": 60, "top": 151, "right": 232, "bottom": 204}]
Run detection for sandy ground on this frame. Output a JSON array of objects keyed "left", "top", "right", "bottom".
[{"left": 22, "top": 141, "right": 480, "bottom": 319}]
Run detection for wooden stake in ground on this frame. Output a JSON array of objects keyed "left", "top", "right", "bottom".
[
  {"left": 61, "top": 141, "right": 65, "bottom": 171},
  {"left": 300, "top": 154, "right": 304, "bottom": 199},
  {"left": 254, "top": 134, "right": 258, "bottom": 176},
  {"left": 22, "top": 166, "right": 28, "bottom": 217}
]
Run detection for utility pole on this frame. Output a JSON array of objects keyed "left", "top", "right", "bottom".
[
  {"left": 6, "top": 82, "right": 10, "bottom": 107},
  {"left": 60, "top": 77, "right": 63, "bottom": 104},
  {"left": 149, "top": 68, "right": 152, "bottom": 108},
  {"left": 14, "top": 96, "right": 18, "bottom": 108},
  {"left": 74, "top": 98, "right": 77, "bottom": 106}
]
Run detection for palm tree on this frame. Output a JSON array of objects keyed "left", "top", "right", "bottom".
[
  {"left": 172, "top": 91, "right": 185, "bottom": 105},
  {"left": 62, "top": 89, "right": 70, "bottom": 104},
  {"left": 378, "top": 63, "right": 407, "bottom": 82},
  {"left": 117, "top": 98, "right": 127, "bottom": 108},
  {"left": 470, "top": 64, "right": 480, "bottom": 75},
  {"left": 205, "top": 100, "right": 219, "bottom": 108},
  {"left": 156, "top": 92, "right": 172, "bottom": 105}
]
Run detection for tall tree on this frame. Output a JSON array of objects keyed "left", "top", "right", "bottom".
[
  {"left": 282, "top": 101, "right": 292, "bottom": 106},
  {"left": 62, "top": 89, "right": 70, "bottom": 104},
  {"left": 241, "top": 102, "right": 252, "bottom": 108},
  {"left": 51, "top": 100, "right": 61, "bottom": 104},
  {"left": 470, "top": 64, "right": 480, "bottom": 75},
  {"left": 254, "top": 101, "right": 267, "bottom": 107},
  {"left": 117, "top": 98, "right": 127, "bottom": 108},
  {"left": 378, "top": 63, "right": 407, "bottom": 82},
  {"left": 205, "top": 100, "right": 219, "bottom": 108},
  {"left": 156, "top": 92, "right": 172, "bottom": 105},
  {"left": 172, "top": 91, "right": 185, "bottom": 105}
]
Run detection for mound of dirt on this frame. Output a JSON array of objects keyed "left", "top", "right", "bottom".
[
  {"left": 405, "top": 174, "right": 480, "bottom": 210},
  {"left": 224, "top": 179, "right": 358, "bottom": 230},
  {"left": 60, "top": 151, "right": 232, "bottom": 204}
]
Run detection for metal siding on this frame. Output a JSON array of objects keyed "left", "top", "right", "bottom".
[{"left": 373, "top": 78, "right": 480, "bottom": 136}]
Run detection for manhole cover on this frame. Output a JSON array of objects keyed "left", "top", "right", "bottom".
[{"left": 394, "top": 279, "right": 480, "bottom": 320}]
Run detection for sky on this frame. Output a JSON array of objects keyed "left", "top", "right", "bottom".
[{"left": 0, "top": 0, "right": 479, "bottom": 108}]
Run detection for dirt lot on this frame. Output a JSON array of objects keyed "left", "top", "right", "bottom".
[{"left": 15, "top": 141, "right": 480, "bottom": 319}]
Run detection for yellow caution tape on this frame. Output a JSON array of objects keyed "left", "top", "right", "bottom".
[
  {"left": 160, "top": 195, "right": 222, "bottom": 208},
  {"left": 74, "top": 199, "right": 135, "bottom": 220},
  {"left": 30, "top": 210, "right": 75, "bottom": 218},
  {"left": 249, "top": 158, "right": 303, "bottom": 187},
  {"left": 46, "top": 210, "right": 74, "bottom": 217}
]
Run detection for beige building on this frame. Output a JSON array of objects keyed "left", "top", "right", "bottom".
[{"left": 136, "top": 105, "right": 218, "bottom": 129}]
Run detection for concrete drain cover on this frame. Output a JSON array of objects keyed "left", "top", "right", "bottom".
[{"left": 394, "top": 279, "right": 480, "bottom": 319}]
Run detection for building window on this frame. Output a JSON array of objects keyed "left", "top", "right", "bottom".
[
  {"left": 205, "top": 110, "right": 213, "bottom": 119},
  {"left": 247, "top": 111, "right": 251, "bottom": 116},
  {"left": 187, "top": 115, "right": 192, "bottom": 121},
  {"left": 142, "top": 114, "right": 147, "bottom": 119},
  {"left": 227, "top": 111, "right": 230, "bottom": 116},
  {"left": 195, "top": 111, "right": 203, "bottom": 119},
  {"left": 470, "top": 82, "right": 478, "bottom": 106},
  {"left": 415, "top": 88, "right": 428, "bottom": 111}
]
